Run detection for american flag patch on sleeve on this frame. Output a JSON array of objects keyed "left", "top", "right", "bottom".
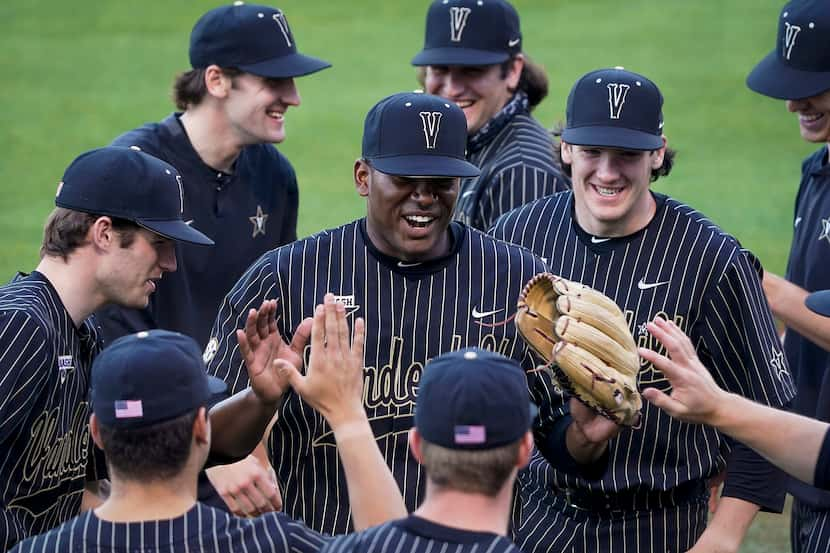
[
  {"left": 454, "top": 425, "right": 486, "bottom": 444},
  {"left": 115, "top": 400, "right": 144, "bottom": 419}
]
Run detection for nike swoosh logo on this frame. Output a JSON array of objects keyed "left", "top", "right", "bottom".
[
  {"left": 795, "top": 217, "right": 802, "bottom": 228},
  {"left": 637, "top": 278, "right": 669, "bottom": 290},
  {"left": 185, "top": 219, "right": 194, "bottom": 226},
  {"left": 591, "top": 236, "right": 611, "bottom": 243},
  {"left": 472, "top": 307, "right": 504, "bottom": 319},
  {"left": 397, "top": 261, "right": 421, "bottom": 268},
  {"left": 508, "top": 38, "right": 520, "bottom": 47}
]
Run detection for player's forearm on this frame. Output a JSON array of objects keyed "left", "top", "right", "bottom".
[
  {"left": 208, "top": 388, "right": 280, "bottom": 458},
  {"left": 764, "top": 272, "right": 830, "bottom": 350},
  {"left": 692, "top": 497, "right": 758, "bottom": 553},
  {"left": 712, "top": 392, "right": 825, "bottom": 484},
  {"left": 334, "top": 418, "right": 406, "bottom": 530}
]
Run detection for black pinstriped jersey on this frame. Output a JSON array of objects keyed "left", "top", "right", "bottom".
[
  {"left": 454, "top": 92, "right": 568, "bottom": 231},
  {"left": 9, "top": 502, "right": 330, "bottom": 553},
  {"left": 491, "top": 191, "right": 796, "bottom": 496},
  {"left": 0, "top": 272, "right": 103, "bottom": 550},
  {"left": 321, "top": 516, "right": 520, "bottom": 553},
  {"left": 206, "top": 219, "right": 551, "bottom": 534}
]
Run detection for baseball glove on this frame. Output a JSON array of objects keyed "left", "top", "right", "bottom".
[{"left": 516, "top": 273, "right": 642, "bottom": 426}]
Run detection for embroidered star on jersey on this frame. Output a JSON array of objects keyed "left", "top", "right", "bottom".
[
  {"left": 819, "top": 218, "right": 830, "bottom": 244},
  {"left": 249, "top": 205, "right": 269, "bottom": 238}
]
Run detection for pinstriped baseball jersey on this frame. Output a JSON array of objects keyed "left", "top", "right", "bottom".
[
  {"left": 9, "top": 502, "right": 330, "bottom": 553},
  {"left": 0, "top": 272, "right": 103, "bottom": 551},
  {"left": 491, "top": 191, "right": 796, "bottom": 551},
  {"left": 454, "top": 93, "right": 568, "bottom": 231},
  {"left": 206, "top": 219, "right": 551, "bottom": 534},
  {"left": 321, "top": 516, "right": 520, "bottom": 553}
]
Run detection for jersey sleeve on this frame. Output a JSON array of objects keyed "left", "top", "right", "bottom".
[
  {"left": 696, "top": 250, "right": 795, "bottom": 407},
  {"left": 205, "top": 251, "right": 280, "bottom": 395},
  {"left": 0, "top": 311, "right": 51, "bottom": 445}
]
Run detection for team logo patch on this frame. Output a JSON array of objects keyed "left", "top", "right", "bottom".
[
  {"left": 203, "top": 337, "right": 219, "bottom": 364},
  {"left": 819, "top": 218, "right": 830, "bottom": 244},
  {"left": 419, "top": 111, "right": 443, "bottom": 149},
  {"left": 332, "top": 295, "right": 361, "bottom": 316},
  {"left": 57, "top": 355, "right": 74, "bottom": 384},
  {"left": 607, "top": 83, "right": 630, "bottom": 120},
  {"left": 449, "top": 7, "right": 471, "bottom": 42},
  {"left": 783, "top": 21, "right": 801, "bottom": 60},
  {"left": 249, "top": 205, "right": 269, "bottom": 238},
  {"left": 272, "top": 11, "right": 293, "bottom": 47}
]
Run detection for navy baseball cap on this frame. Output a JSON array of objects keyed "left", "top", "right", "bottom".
[
  {"left": 415, "top": 348, "right": 536, "bottom": 450},
  {"left": 92, "top": 330, "right": 227, "bottom": 429},
  {"left": 362, "top": 92, "right": 480, "bottom": 177},
  {"left": 412, "top": 0, "right": 521, "bottom": 67},
  {"left": 562, "top": 67, "right": 664, "bottom": 151},
  {"left": 56, "top": 147, "right": 213, "bottom": 246},
  {"left": 747, "top": 0, "right": 830, "bottom": 100},
  {"left": 189, "top": 2, "right": 331, "bottom": 78},
  {"left": 806, "top": 290, "right": 830, "bottom": 316}
]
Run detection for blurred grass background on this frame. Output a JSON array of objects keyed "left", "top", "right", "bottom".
[{"left": 0, "top": 1, "right": 807, "bottom": 550}]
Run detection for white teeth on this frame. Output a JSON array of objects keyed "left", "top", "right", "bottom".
[
  {"left": 455, "top": 100, "right": 474, "bottom": 109},
  {"left": 404, "top": 215, "right": 434, "bottom": 227},
  {"left": 801, "top": 113, "right": 823, "bottom": 122},
  {"left": 596, "top": 186, "right": 619, "bottom": 196},
  {"left": 267, "top": 111, "right": 284, "bottom": 119}
]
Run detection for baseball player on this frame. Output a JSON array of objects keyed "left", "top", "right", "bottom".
[
  {"left": 321, "top": 348, "right": 534, "bottom": 553},
  {"left": 745, "top": 2, "right": 830, "bottom": 550},
  {"left": 96, "top": 2, "right": 330, "bottom": 349},
  {"left": 641, "top": 299, "right": 830, "bottom": 494},
  {"left": 205, "top": 91, "right": 568, "bottom": 535},
  {"left": 92, "top": 2, "right": 331, "bottom": 514},
  {"left": 0, "top": 146, "right": 213, "bottom": 550},
  {"left": 10, "top": 295, "right": 407, "bottom": 552},
  {"left": 490, "top": 67, "right": 796, "bottom": 553},
  {"left": 411, "top": 0, "right": 568, "bottom": 232}
]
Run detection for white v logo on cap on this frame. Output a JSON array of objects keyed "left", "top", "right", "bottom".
[
  {"left": 272, "top": 12, "right": 292, "bottom": 47},
  {"left": 783, "top": 22, "right": 801, "bottom": 60},
  {"left": 419, "top": 111, "right": 443, "bottom": 149},
  {"left": 607, "top": 83, "right": 631, "bottom": 120},
  {"left": 449, "top": 7, "right": 472, "bottom": 42}
]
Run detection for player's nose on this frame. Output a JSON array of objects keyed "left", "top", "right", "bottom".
[
  {"left": 410, "top": 181, "right": 438, "bottom": 205},
  {"left": 279, "top": 78, "right": 301, "bottom": 107},
  {"left": 787, "top": 97, "right": 808, "bottom": 112},
  {"left": 595, "top": 154, "right": 621, "bottom": 182},
  {"left": 158, "top": 241, "right": 178, "bottom": 272}
]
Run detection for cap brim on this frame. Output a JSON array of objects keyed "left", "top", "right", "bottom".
[
  {"left": 411, "top": 48, "right": 509, "bottom": 67},
  {"left": 806, "top": 290, "right": 830, "bottom": 317},
  {"left": 562, "top": 127, "right": 663, "bottom": 151},
  {"left": 138, "top": 219, "right": 214, "bottom": 246},
  {"left": 747, "top": 50, "right": 830, "bottom": 100},
  {"left": 369, "top": 155, "right": 480, "bottom": 178},
  {"left": 239, "top": 52, "right": 332, "bottom": 78}
]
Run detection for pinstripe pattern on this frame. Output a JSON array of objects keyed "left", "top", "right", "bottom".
[
  {"left": 206, "top": 219, "right": 551, "bottom": 534},
  {"left": 9, "top": 502, "right": 331, "bottom": 553},
  {"left": 792, "top": 499, "right": 830, "bottom": 553},
  {"left": 491, "top": 191, "right": 796, "bottom": 552},
  {"left": 0, "top": 272, "right": 102, "bottom": 550},
  {"left": 321, "top": 516, "right": 520, "bottom": 553},
  {"left": 454, "top": 109, "right": 568, "bottom": 231}
]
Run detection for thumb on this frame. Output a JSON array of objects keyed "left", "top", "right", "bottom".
[{"left": 274, "top": 359, "right": 304, "bottom": 393}]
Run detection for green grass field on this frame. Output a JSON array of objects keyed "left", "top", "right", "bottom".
[{"left": 0, "top": 1, "right": 809, "bottom": 550}]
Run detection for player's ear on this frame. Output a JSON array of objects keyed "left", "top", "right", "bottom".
[
  {"left": 193, "top": 406, "right": 210, "bottom": 446},
  {"left": 650, "top": 135, "right": 668, "bottom": 170},
  {"left": 89, "top": 414, "right": 105, "bottom": 450},
  {"left": 354, "top": 159, "right": 371, "bottom": 197},
  {"left": 505, "top": 54, "right": 524, "bottom": 90},
  {"left": 205, "top": 65, "right": 231, "bottom": 99},
  {"left": 89, "top": 216, "right": 116, "bottom": 251},
  {"left": 516, "top": 431, "right": 534, "bottom": 469},
  {"left": 560, "top": 141, "right": 573, "bottom": 165},
  {"left": 408, "top": 428, "right": 425, "bottom": 464}
]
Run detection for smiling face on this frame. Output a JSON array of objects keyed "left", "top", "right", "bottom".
[
  {"left": 563, "top": 142, "right": 664, "bottom": 237},
  {"left": 355, "top": 160, "right": 459, "bottom": 262},
  {"left": 98, "top": 228, "right": 177, "bottom": 309},
  {"left": 424, "top": 58, "right": 522, "bottom": 135},
  {"left": 223, "top": 72, "right": 301, "bottom": 145},
  {"left": 786, "top": 88, "right": 830, "bottom": 144}
]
